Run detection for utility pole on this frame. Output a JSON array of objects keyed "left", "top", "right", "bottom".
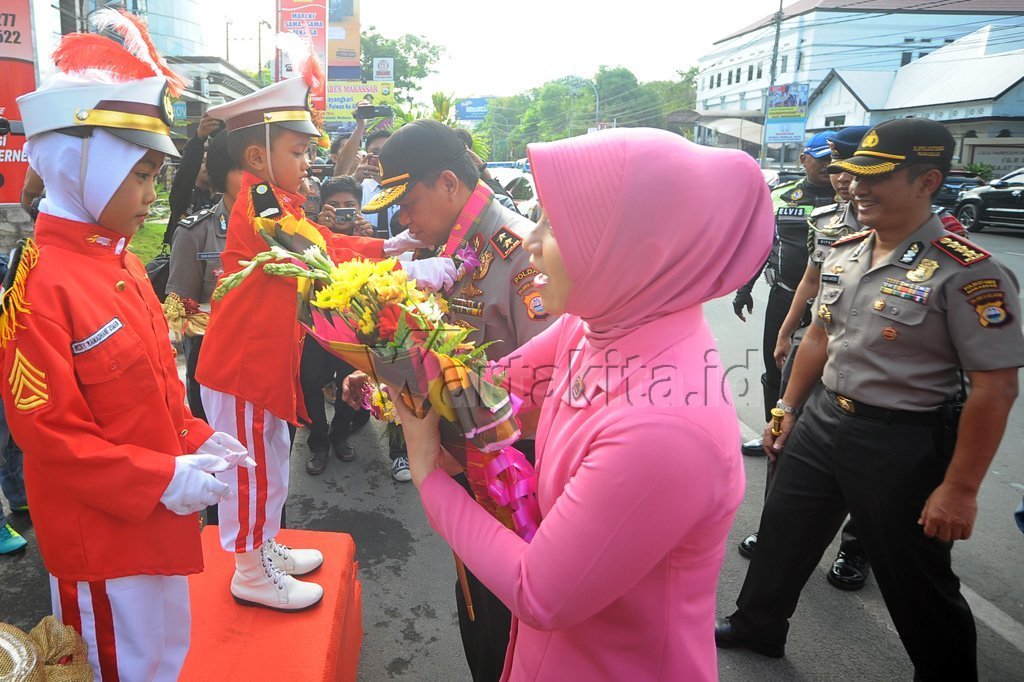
[
  {"left": 759, "top": 0, "right": 785, "bottom": 168},
  {"left": 257, "top": 19, "right": 271, "bottom": 84},
  {"left": 225, "top": 18, "right": 232, "bottom": 64}
]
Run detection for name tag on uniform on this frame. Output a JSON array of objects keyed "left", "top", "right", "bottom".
[
  {"left": 72, "top": 318, "right": 123, "bottom": 355},
  {"left": 816, "top": 237, "right": 837, "bottom": 248},
  {"left": 776, "top": 207, "right": 805, "bottom": 217},
  {"left": 196, "top": 251, "right": 222, "bottom": 261},
  {"left": 821, "top": 274, "right": 841, "bottom": 284}
]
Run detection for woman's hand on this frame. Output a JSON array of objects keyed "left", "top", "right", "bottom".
[{"left": 389, "top": 389, "right": 449, "bottom": 487}]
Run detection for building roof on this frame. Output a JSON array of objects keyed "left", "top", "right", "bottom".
[
  {"left": 716, "top": 0, "right": 1024, "bottom": 44},
  {"left": 810, "top": 26, "right": 1024, "bottom": 112}
]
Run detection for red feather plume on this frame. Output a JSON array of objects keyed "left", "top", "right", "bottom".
[
  {"left": 52, "top": 33, "right": 158, "bottom": 83},
  {"left": 301, "top": 52, "right": 325, "bottom": 92}
]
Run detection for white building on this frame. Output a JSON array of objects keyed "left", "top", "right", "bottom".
[
  {"left": 807, "top": 26, "right": 1024, "bottom": 173},
  {"left": 697, "top": 0, "right": 1024, "bottom": 115}
]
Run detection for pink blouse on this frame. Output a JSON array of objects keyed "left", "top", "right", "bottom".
[{"left": 419, "top": 307, "right": 745, "bottom": 680}]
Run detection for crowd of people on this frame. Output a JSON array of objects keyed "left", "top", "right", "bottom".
[{"left": 1, "top": 11, "right": 1022, "bottom": 682}]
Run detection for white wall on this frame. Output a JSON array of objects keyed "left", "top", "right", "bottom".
[{"left": 805, "top": 77, "right": 870, "bottom": 129}]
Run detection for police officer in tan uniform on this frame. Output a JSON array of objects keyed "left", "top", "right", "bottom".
[
  {"left": 717, "top": 118, "right": 1024, "bottom": 681},
  {"left": 362, "top": 120, "right": 556, "bottom": 682}
]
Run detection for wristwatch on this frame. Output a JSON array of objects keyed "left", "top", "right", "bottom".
[{"left": 776, "top": 399, "right": 797, "bottom": 414}]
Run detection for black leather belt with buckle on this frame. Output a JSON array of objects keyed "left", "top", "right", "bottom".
[{"left": 824, "top": 389, "right": 943, "bottom": 427}]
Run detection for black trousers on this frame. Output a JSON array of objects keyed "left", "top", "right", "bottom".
[
  {"left": 453, "top": 440, "right": 535, "bottom": 682},
  {"left": 184, "top": 334, "right": 206, "bottom": 421},
  {"left": 760, "top": 284, "right": 796, "bottom": 421},
  {"left": 731, "top": 390, "right": 976, "bottom": 681}
]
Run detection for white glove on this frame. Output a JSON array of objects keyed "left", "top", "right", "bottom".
[
  {"left": 383, "top": 230, "right": 429, "bottom": 256},
  {"left": 400, "top": 258, "right": 458, "bottom": 292},
  {"left": 160, "top": 454, "right": 233, "bottom": 516},
  {"left": 196, "top": 431, "right": 256, "bottom": 468}
]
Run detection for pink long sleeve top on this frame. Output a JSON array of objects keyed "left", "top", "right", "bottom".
[{"left": 419, "top": 307, "right": 746, "bottom": 681}]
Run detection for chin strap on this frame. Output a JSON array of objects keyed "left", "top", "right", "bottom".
[{"left": 264, "top": 124, "right": 278, "bottom": 187}]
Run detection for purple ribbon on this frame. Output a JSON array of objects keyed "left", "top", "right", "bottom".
[{"left": 484, "top": 446, "right": 541, "bottom": 542}]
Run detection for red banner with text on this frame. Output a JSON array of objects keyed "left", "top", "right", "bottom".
[{"left": 0, "top": 0, "right": 36, "bottom": 205}]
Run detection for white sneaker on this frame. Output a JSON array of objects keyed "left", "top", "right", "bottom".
[
  {"left": 265, "top": 537, "right": 323, "bottom": 576},
  {"left": 391, "top": 456, "right": 412, "bottom": 482},
  {"left": 230, "top": 548, "right": 324, "bottom": 611}
]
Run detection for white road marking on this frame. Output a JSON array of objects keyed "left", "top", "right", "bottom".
[{"left": 961, "top": 585, "right": 1024, "bottom": 657}]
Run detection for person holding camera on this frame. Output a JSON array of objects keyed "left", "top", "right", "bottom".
[
  {"left": 302, "top": 177, "right": 373, "bottom": 475},
  {"left": 334, "top": 101, "right": 399, "bottom": 238}
]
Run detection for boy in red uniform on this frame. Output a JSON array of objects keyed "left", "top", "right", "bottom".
[
  {"left": 4, "top": 12, "right": 252, "bottom": 680},
  {"left": 197, "top": 57, "right": 455, "bottom": 609}
]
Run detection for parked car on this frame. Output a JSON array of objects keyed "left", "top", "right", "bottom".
[
  {"left": 488, "top": 167, "right": 541, "bottom": 221},
  {"left": 954, "top": 167, "right": 1024, "bottom": 232},
  {"left": 934, "top": 170, "right": 983, "bottom": 209}
]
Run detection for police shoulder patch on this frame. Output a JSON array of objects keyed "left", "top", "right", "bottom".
[
  {"left": 490, "top": 226, "right": 523, "bottom": 260},
  {"left": 251, "top": 183, "right": 283, "bottom": 218},
  {"left": 178, "top": 209, "right": 212, "bottom": 229},
  {"left": 831, "top": 229, "right": 872, "bottom": 248},
  {"left": 810, "top": 203, "right": 840, "bottom": 219},
  {"left": 932, "top": 233, "right": 990, "bottom": 267}
]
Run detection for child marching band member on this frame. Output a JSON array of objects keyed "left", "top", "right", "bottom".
[
  {"left": 196, "top": 45, "right": 457, "bottom": 610},
  {"left": 5, "top": 11, "right": 251, "bottom": 680}
]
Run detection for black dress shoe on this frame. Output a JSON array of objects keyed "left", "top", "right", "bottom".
[
  {"left": 715, "top": 618, "right": 785, "bottom": 658},
  {"left": 741, "top": 437, "right": 766, "bottom": 457},
  {"left": 305, "top": 437, "right": 329, "bottom": 475},
  {"left": 330, "top": 427, "right": 356, "bottom": 462},
  {"left": 827, "top": 549, "right": 871, "bottom": 591},
  {"left": 738, "top": 532, "right": 758, "bottom": 558}
]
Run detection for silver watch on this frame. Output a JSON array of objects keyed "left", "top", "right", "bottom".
[{"left": 776, "top": 399, "right": 796, "bottom": 414}]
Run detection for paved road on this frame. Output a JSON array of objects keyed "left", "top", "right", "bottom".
[{"left": 2, "top": 226, "right": 1023, "bottom": 680}]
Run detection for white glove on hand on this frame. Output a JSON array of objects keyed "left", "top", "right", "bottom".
[
  {"left": 196, "top": 431, "right": 256, "bottom": 468},
  {"left": 383, "top": 230, "right": 429, "bottom": 256},
  {"left": 400, "top": 258, "right": 458, "bottom": 292},
  {"left": 160, "top": 454, "right": 233, "bottom": 516}
]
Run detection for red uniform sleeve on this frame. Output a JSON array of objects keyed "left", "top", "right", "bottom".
[
  {"left": 2, "top": 313, "right": 175, "bottom": 523},
  {"left": 312, "top": 221, "right": 386, "bottom": 262}
]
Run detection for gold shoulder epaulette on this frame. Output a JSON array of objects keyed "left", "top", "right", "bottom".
[
  {"left": 932, "top": 233, "right": 991, "bottom": 267},
  {"left": 0, "top": 239, "right": 41, "bottom": 348},
  {"left": 831, "top": 229, "right": 873, "bottom": 248}
]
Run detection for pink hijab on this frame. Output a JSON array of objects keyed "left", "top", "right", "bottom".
[{"left": 528, "top": 128, "right": 773, "bottom": 347}]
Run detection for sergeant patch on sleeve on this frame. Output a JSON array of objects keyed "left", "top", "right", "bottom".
[
  {"left": 251, "top": 183, "right": 283, "bottom": 219},
  {"left": 490, "top": 227, "right": 522, "bottom": 260},
  {"left": 9, "top": 348, "right": 49, "bottom": 412},
  {"left": 932, "top": 234, "right": 990, "bottom": 266},
  {"left": 178, "top": 209, "right": 211, "bottom": 229}
]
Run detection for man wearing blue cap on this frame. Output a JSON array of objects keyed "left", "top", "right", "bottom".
[{"left": 733, "top": 131, "right": 840, "bottom": 457}]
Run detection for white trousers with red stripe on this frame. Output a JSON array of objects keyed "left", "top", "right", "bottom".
[
  {"left": 200, "top": 386, "right": 292, "bottom": 553},
  {"left": 50, "top": 574, "right": 190, "bottom": 682}
]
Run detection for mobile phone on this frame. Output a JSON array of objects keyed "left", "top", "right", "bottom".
[
  {"left": 337, "top": 207, "right": 357, "bottom": 221},
  {"left": 353, "top": 105, "right": 393, "bottom": 120},
  {"left": 309, "top": 163, "right": 333, "bottom": 180}
]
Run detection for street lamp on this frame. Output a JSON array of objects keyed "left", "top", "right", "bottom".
[
  {"left": 561, "top": 76, "right": 600, "bottom": 128},
  {"left": 225, "top": 18, "right": 232, "bottom": 63},
  {"left": 257, "top": 19, "right": 272, "bottom": 85}
]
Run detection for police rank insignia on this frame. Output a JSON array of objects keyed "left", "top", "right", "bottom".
[
  {"left": 899, "top": 242, "right": 923, "bottom": 265},
  {"left": 906, "top": 258, "right": 939, "bottom": 283},
  {"left": 524, "top": 291, "right": 548, "bottom": 320},
  {"left": 9, "top": 348, "right": 49, "bottom": 412},
  {"left": 967, "top": 290, "right": 1011, "bottom": 327},
  {"left": 817, "top": 304, "right": 832, "bottom": 323},
  {"left": 472, "top": 249, "right": 494, "bottom": 280},
  {"left": 490, "top": 227, "right": 522, "bottom": 260},
  {"left": 932, "top": 235, "right": 990, "bottom": 266},
  {"left": 791, "top": 188, "right": 804, "bottom": 202}
]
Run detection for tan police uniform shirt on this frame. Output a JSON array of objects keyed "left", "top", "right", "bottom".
[
  {"left": 808, "top": 202, "right": 860, "bottom": 267},
  {"left": 166, "top": 200, "right": 229, "bottom": 306},
  {"left": 814, "top": 214, "right": 1024, "bottom": 411},
  {"left": 446, "top": 199, "right": 557, "bottom": 361}
]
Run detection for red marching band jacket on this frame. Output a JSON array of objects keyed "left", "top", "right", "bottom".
[
  {"left": 196, "top": 172, "right": 385, "bottom": 424},
  {"left": 0, "top": 214, "right": 215, "bottom": 581}
]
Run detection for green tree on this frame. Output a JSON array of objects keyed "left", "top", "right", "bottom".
[{"left": 359, "top": 28, "right": 444, "bottom": 103}]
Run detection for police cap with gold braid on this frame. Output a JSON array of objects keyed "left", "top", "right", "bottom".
[{"left": 828, "top": 118, "right": 954, "bottom": 177}]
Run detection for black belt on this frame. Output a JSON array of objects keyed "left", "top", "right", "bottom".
[{"left": 824, "top": 389, "right": 943, "bottom": 427}]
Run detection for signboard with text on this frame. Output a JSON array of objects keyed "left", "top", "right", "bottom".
[
  {"left": 0, "top": 0, "right": 35, "bottom": 205},
  {"left": 968, "top": 145, "right": 1024, "bottom": 177},
  {"left": 328, "top": 0, "right": 361, "bottom": 79},
  {"left": 278, "top": 0, "right": 328, "bottom": 109},
  {"left": 764, "top": 83, "right": 810, "bottom": 144},
  {"left": 456, "top": 98, "right": 490, "bottom": 121},
  {"left": 324, "top": 80, "right": 395, "bottom": 123},
  {"left": 372, "top": 57, "right": 394, "bottom": 82}
]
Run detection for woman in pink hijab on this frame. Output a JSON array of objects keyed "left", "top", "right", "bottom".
[{"left": 396, "top": 128, "right": 773, "bottom": 680}]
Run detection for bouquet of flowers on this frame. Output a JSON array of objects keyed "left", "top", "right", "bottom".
[{"left": 214, "top": 230, "right": 540, "bottom": 542}]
